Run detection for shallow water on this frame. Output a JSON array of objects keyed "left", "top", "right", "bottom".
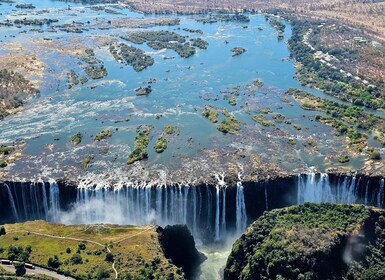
[{"left": 0, "top": 0, "right": 373, "bottom": 181}]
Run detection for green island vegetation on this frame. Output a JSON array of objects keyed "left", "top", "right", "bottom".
[
  {"left": 252, "top": 115, "right": 274, "bottom": 127},
  {"left": 338, "top": 154, "right": 350, "bottom": 163},
  {"left": 82, "top": 155, "right": 94, "bottom": 169},
  {"left": 0, "top": 144, "right": 16, "bottom": 168},
  {"left": 70, "top": 132, "right": 82, "bottom": 145},
  {"left": 154, "top": 137, "right": 167, "bottom": 153},
  {"left": 293, "top": 124, "right": 302, "bottom": 130},
  {"left": 217, "top": 116, "right": 240, "bottom": 134},
  {"left": 196, "top": 14, "right": 250, "bottom": 24},
  {"left": 367, "top": 147, "right": 381, "bottom": 160},
  {"left": 1, "top": 18, "right": 58, "bottom": 27},
  {"left": 164, "top": 125, "right": 174, "bottom": 135},
  {"left": 127, "top": 126, "right": 152, "bottom": 164},
  {"left": 266, "top": 16, "right": 285, "bottom": 39},
  {"left": 68, "top": 70, "right": 79, "bottom": 88},
  {"left": 288, "top": 19, "right": 385, "bottom": 110},
  {"left": 259, "top": 107, "right": 272, "bottom": 114},
  {"left": 202, "top": 105, "right": 219, "bottom": 123},
  {"left": 225, "top": 203, "right": 385, "bottom": 280},
  {"left": 287, "top": 138, "right": 296, "bottom": 145},
  {"left": 0, "top": 69, "right": 39, "bottom": 120},
  {"left": 94, "top": 130, "right": 112, "bottom": 141},
  {"left": 109, "top": 43, "right": 154, "bottom": 72},
  {"left": 190, "top": 38, "right": 208, "bottom": 49},
  {"left": 0, "top": 221, "right": 187, "bottom": 279},
  {"left": 15, "top": 3, "right": 35, "bottom": 8},
  {"left": 287, "top": 88, "right": 385, "bottom": 149},
  {"left": 182, "top": 28, "right": 203, "bottom": 34},
  {"left": 231, "top": 47, "right": 246, "bottom": 57},
  {"left": 121, "top": 31, "right": 201, "bottom": 58},
  {"left": 273, "top": 113, "right": 285, "bottom": 122},
  {"left": 81, "top": 49, "right": 108, "bottom": 79}
]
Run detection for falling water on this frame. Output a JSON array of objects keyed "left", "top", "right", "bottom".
[
  {"left": 377, "top": 179, "right": 384, "bottom": 208},
  {"left": 236, "top": 182, "right": 247, "bottom": 235},
  {"left": 5, "top": 183, "right": 19, "bottom": 221}
]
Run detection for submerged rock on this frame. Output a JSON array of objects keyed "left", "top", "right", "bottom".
[
  {"left": 224, "top": 203, "right": 385, "bottom": 280},
  {"left": 135, "top": 85, "right": 152, "bottom": 96}
]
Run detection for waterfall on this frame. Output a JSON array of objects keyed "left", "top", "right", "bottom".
[
  {"left": 5, "top": 183, "right": 19, "bottom": 221},
  {"left": 236, "top": 182, "right": 247, "bottom": 235},
  {"left": 48, "top": 181, "right": 60, "bottom": 222},
  {"left": 377, "top": 179, "right": 384, "bottom": 208},
  {"left": 221, "top": 187, "right": 226, "bottom": 234},
  {"left": 2, "top": 174, "right": 384, "bottom": 242},
  {"left": 215, "top": 185, "right": 220, "bottom": 241}
]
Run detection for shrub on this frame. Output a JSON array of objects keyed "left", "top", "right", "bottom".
[{"left": 70, "top": 254, "right": 83, "bottom": 265}]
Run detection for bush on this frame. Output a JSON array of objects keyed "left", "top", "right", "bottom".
[
  {"left": 48, "top": 255, "right": 61, "bottom": 269},
  {"left": 70, "top": 254, "right": 83, "bottom": 265},
  {"left": 105, "top": 252, "right": 114, "bottom": 263},
  {"left": 14, "top": 262, "right": 26, "bottom": 276}
]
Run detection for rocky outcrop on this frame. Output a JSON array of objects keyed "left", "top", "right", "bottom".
[
  {"left": 158, "top": 225, "right": 206, "bottom": 279},
  {"left": 224, "top": 203, "right": 385, "bottom": 280}
]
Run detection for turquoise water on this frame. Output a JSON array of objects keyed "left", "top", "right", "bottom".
[{"left": 0, "top": 0, "right": 369, "bottom": 181}]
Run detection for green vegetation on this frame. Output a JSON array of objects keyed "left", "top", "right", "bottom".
[
  {"left": 81, "top": 49, "right": 108, "bottom": 80},
  {"left": 196, "top": 14, "right": 250, "bottom": 24},
  {"left": 0, "top": 145, "right": 13, "bottom": 155},
  {"left": 273, "top": 114, "right": 285, "bottom": 122},
  {"left": 0, "top": 221, "right": 184, "bottom": 279},
  {"left": 202, "top": 106, "right": 219, "bottom": 123},
  {"left": 164, "top": 125, "right": 174, "bottom": 134},
  {"left": 367, "top": 147, "right": 381, "bottom": 160},
  {"left": 121, "top": 31, "right": 197, "bottom": 58},
  {"left": 288, "top": 19, "right": 385, "bottom": 110},
  {"left": 293, "top": 124, "right": 302, "bottom": 130},
  {"left": 225, "top": 203, "right": 385, "bottom": 280},
  {"left": 84, "top": 65, "right": 107, "bottom": 79},
  {"left": 82, "top": 155, "right": 93, "bottom": 169},
  {"left": 154, "top": 137, "right": 167, "bottom": 153},
  {"left": 259, "top": 107, "right": 272, "bottom": 114},
  {"left": 217, "top": 116, "right": 240, "bottom": 134},
  {"left": 127, "top": 127, "right": 151, "bottom": 164},
  {"left": 190, "top": 38, "right": 208, "bottom": 49},
  {"left": 109, "top": 43, "right": 154, "bottom": 72},
  {"left": 94, "top": 130, "right": 112, "bottom": 141},
  {"left": 288, "top": 88, "right": 385, "bottom": 147},
  {"left": 252, "top": 115, "right": 274, "bottom": 127},
  {"left": 0, "top": 69, "right": 39, "bottom": 120},
  {"left": 231, "top": 47, "right": 246, "bottom": 57},
  {"left": 287, "top": 138, "right": 296, "bottom": 145},
  {"left": 338, "top": 154, "right": 350, "bottom": 163},
  {"left": 70, "top": 132, "right": 82, "bottom": 145},
  {"left": 14, "top": 262, "right": 26, "bottom": 276}
]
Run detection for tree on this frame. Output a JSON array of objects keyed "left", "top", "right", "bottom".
[
  {"left": 0, "top": 226, "right": 5, "bottom": 236},
  {"left": 70, "top": 254, "right": 83, "bottom": 265},
  {"left": 14, "top": 262, "right": 26, "bottom": 276},
  {"left": 105, "top": 252, "right": 114, "bottom": 263},
  {"left": 48, "top": 255, "right": 61, "bottom": 269}
]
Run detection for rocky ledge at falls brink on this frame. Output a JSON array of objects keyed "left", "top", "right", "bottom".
[
  {"left": 0, "top": 221, "right": 204, "bottom": 280},
  {"left": 224, "top": 203, "right": 385, "bottom": 280}
]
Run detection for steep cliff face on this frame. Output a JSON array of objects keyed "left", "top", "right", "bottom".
[
  {"left": 158, "top": 225, "right": 206, "bottom": 279},
  {"left": 224, "top": 203, "right": 385, "bottom": 280}
]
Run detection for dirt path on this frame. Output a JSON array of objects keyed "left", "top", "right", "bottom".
[{"left": 8, "top": 226, "right": 154, "bottom": 279}]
